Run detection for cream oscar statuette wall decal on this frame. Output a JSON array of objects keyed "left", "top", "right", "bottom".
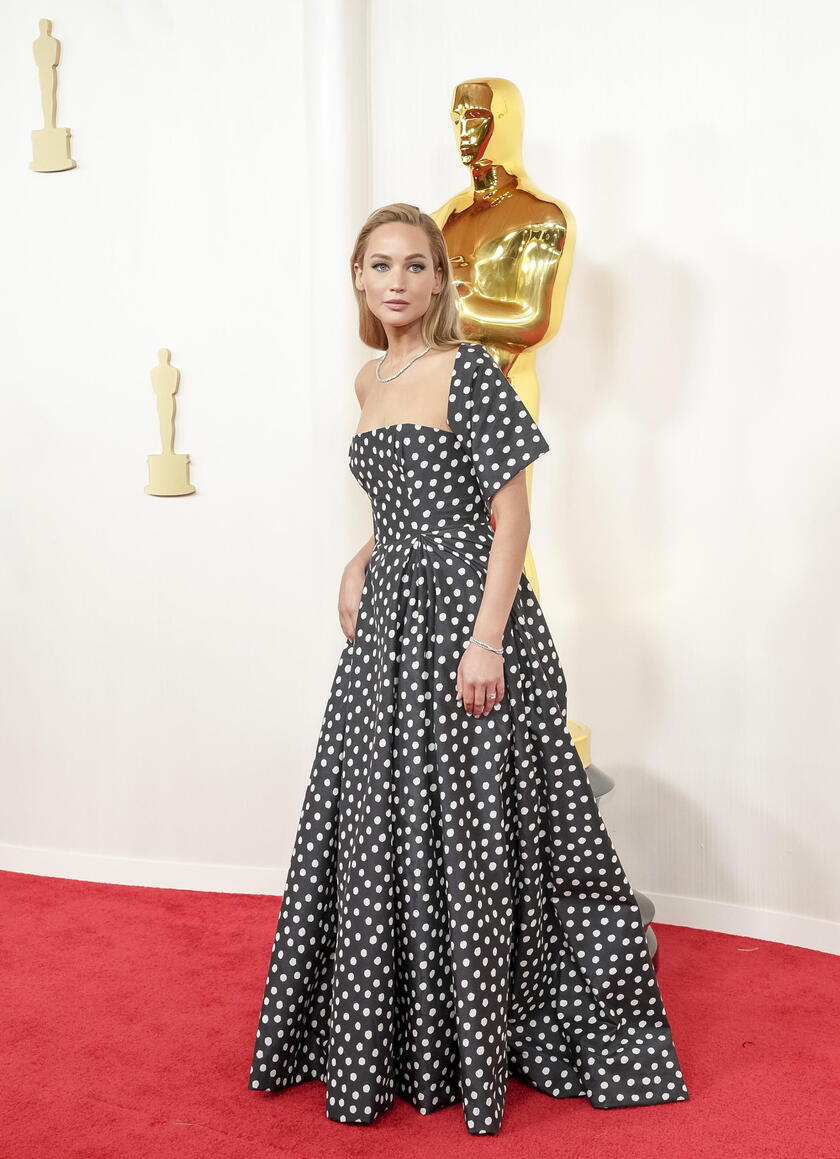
[
  {"left": 145, "top": 349, "right": 196, "bottom": 497},
  {"left": 30, "top": 19, "right": 76, "bottom": 173}
]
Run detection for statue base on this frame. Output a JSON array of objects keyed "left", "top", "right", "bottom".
[
  {"left": 145, "top": 453, "right": 195, "bottom": 496},
  {"left": 568, "top": 718, "right": 590, "bottom": 767},
  {"left": 30, "top": 127, "right": 76, "bottom": 172}
]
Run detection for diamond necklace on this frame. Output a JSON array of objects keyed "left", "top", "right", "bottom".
[{"left": 375, "top": 344, "right": 431, "bottom": 382}]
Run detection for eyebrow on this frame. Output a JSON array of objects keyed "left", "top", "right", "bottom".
[{"left": 369, "top": 252, "right": 428, "bottom": 260}]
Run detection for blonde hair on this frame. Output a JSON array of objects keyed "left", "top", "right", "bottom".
[{"left": 350, "top": 202, "right": 464, "bottom": 351}]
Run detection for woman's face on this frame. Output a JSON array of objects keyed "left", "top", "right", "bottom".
[{"left": 354, "top": 223, "right": 443, "bottom": 333}]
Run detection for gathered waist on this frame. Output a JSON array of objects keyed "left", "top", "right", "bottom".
[{"left": 374, "top": 519, "right": 493, "bottom": 550}]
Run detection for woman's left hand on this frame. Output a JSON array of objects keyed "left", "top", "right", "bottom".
[{"left": 456, "top": 643, "right": 505, "bottom": 717}]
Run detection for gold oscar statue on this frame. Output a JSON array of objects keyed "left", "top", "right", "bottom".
[
  {"left": 145, "top": 349, "right": 195, "bottom": 497},
  {"left": 432, "top": 78, "right": 594, "bottom": 767},
  {"left": 432, "top": 76, "right": 575, "bottom": 602},
  {"left": 30, "top": 19, "right": 76, "bottom": 173}
]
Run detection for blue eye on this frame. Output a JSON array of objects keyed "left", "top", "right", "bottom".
[{"left": 371, "top": 262, "right": 426, "bottom": 272}]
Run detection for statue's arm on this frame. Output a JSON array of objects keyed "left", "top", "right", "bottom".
[{"left": 458, "top": 223, "right": 569, "bottom": 338}]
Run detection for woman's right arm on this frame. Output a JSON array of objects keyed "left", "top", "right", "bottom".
[
  {"left": 339, "top": 364, "right": 376, "bottom": 642},
  {"left": 339, "top": 534, "right": 374, "bottom": 641},
  {"left": 348, "top": 534, "right": 375, "bottom": 574}
]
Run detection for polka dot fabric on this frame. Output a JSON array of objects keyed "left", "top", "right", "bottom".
[
  {"left": 248, "top": 342, "right": 689, "bottom": 1135},
  {"left": 452, "top": 342, "right": 551, "bottom": 512}
]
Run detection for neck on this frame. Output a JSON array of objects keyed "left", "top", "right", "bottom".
[
  {"left": 471, "top": 162, "right": 517, "bottom": 202},
  {"left": 382, "top": 325, "right": 427, "bottom": 363}
]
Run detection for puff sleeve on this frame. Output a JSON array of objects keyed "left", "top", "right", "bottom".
[{"left": 454, "top": 344, "right": 550, "bottom": 512}]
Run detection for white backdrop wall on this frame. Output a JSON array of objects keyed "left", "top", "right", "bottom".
[{"left": 2, "top": 0, "right": 838, "bottom": 953}]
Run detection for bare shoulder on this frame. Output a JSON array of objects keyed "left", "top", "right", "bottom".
[
  {"left": 354, "top": 356, "right": 379, "bottom": 406},
  {"left": 428, "top": 341, "right": 463, "bottom": 369}
]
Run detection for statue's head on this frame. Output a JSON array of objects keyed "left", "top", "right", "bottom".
[{"left": 451, "top": 77, "right": 524, "bottom": 168}]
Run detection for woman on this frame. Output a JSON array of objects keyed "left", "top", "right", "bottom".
[{"left": 248, "top": 203, "right": 689, "bottom": 1135}]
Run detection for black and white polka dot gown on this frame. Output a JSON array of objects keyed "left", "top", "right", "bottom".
[{"left": 249, "top": 341, "right": 689, "bottom": 1135}]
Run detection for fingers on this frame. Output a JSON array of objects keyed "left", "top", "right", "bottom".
[
  {"left": 338, "top": 609, "right": 355, "bottom": 644},
  {"left": 457, "top": 679, "right": 506, "bottom": 717},
  {"left": 484, "top": 677, "right": 504, "bottom": 715}
]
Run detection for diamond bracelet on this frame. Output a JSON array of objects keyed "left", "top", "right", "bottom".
[{"left": 468, "top": 635, "right": 504, "bottom": 656}]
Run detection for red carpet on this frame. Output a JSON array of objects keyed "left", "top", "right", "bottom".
[{"left": 2, "top": 869, "right": 838, "bottom": 1158}]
